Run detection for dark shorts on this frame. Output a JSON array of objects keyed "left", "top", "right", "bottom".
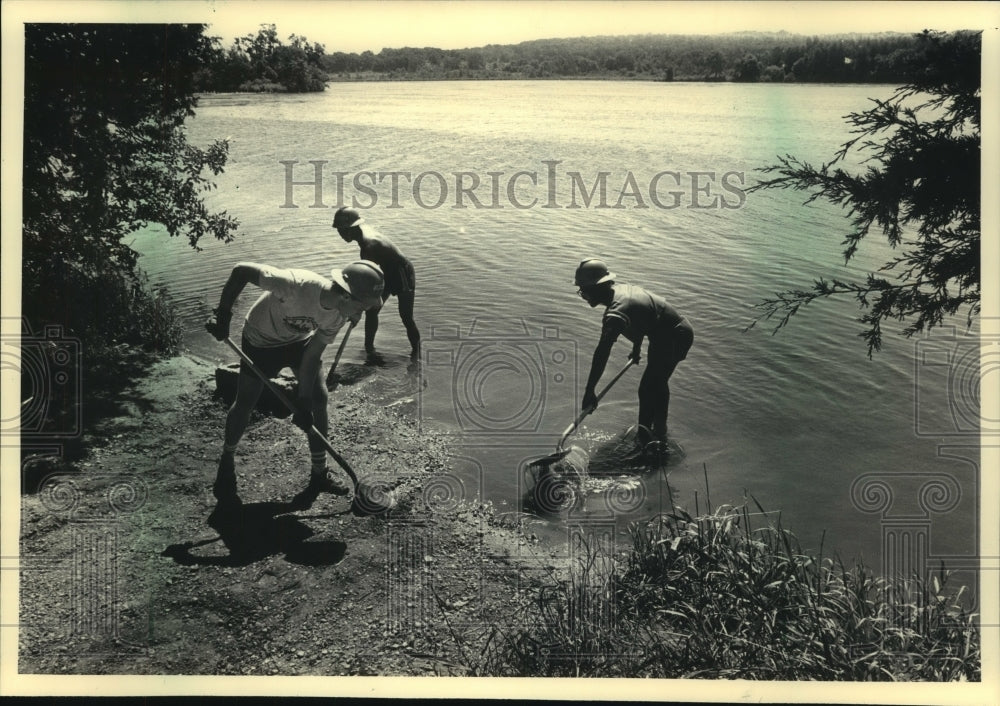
[
  {"left": 648, "top": 318, "right": 694, "bottom": 367},
  {"left": 241, "top": 336, "right": 310, "bottom": 379},
  {"left": 670, "top": 318, "right": 694, "bottom": 361},
  {"left": 385, "top": 260, "right": 416, "bottom": 297}
]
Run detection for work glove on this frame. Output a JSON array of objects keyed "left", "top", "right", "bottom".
[
  {"left": 582, "top": 387, "right": 598, "bottom": 414},
  {"left": 205, "top": 308, "right": 233, "bottom": 341},
  {"left": 292, "top": 401, "right": 314, "bottom": 433},
  {"left": 629, "top": 345, "right": 642, "bottom": 365}
]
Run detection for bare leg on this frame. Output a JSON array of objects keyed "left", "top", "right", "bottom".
[
  {"left": 637, "top": 338, "right": 680, "bottom": 453},
  {"left": 649, "top": 359, "right": 679, "bottom": 441},
  {"left": 215, "top": 368, "right": 265, "bottom": 500},
  {"left": 364, "top": 304, "right": 381, "bottom": 355},
  {"left": 291, "top": 361, "right": 348, "bottom": 497},
  {"left": 364, "top": 304, "right": 386, "bottom": 365},
  {"left": 224, "top": 370, "right": 265, "bottom": 450},
  {"left": 637, "top": 366, "right": 662, "bottom": 442},
  {"left": 397, "top": 289, "right": 421, "bottom": 359},
  {"left": 308, "top": 371, "right": 330, "bottom": 456},
  {"left": 291, "top": 363, "right": 329, "bottom": 463}
]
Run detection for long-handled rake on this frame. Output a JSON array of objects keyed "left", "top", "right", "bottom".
[{"left": 224, "top": 327, "right": 396, "bottom": 516}]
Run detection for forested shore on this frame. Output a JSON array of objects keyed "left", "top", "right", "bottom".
[{"left": 194, "top": 26, "right": 939, "bottom": 92}]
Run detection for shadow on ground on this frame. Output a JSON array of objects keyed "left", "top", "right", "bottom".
[
  {"left": 20, "top": 345, "right": 165, "bottom": 493},
  {"left": 161, "top": 498, "right": 348, "bottom": 568}
]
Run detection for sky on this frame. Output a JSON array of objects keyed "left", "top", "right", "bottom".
[{"left": 4, "top": 1, "right": 999, "bottom": 53}]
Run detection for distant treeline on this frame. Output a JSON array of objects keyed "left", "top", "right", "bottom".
[
  {"left": 322, "top": 32, "right": 931, "bottom": 83},
  {"left": 195, "top": 27, "right": 961, "bottom": 91}
]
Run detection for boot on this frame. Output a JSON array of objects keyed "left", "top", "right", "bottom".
[{"left": 212, "top": 453, "right": 239, "bottom": 504}]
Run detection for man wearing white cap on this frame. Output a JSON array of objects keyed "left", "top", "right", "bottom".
[
  {"left": 204, "top": 260, "right": 385, "bottom": 500},
  {"left": 333, "top": 206, "right": 421, "bottom": 363}
]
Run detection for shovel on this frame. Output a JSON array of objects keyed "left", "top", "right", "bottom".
[
  {"left": 528, "top": 358, "right": 636, "bottom": 472},
  {"left": 224, "top": 332, "right": 395, "bottom": 516},
  {"left": 326, "top": 319, "right": 356, "bottom": 389}
]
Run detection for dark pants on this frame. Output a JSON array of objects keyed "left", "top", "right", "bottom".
[{"left": 638, "top": 318, "right": 693, "bottom": 441}]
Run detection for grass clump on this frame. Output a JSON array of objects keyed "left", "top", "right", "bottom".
[
  {"left": 24, "top": 261, "right": 184, "bottom": 356},
  {"left": 464, "top": 491, "right": 980, "bottom": 680}
]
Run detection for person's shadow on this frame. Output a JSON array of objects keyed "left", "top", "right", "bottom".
[{"left": 161, "top": 497, "right": 347, "bottom": 567}]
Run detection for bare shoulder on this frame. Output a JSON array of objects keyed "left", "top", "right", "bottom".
[
  {"left": 360, "top": 229, "right": 405, "bottom": 260},
  {"left": 364, "top": 228, "right": 398, "bottom": 249}
]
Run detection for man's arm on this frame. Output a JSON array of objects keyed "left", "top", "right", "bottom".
[
  {"left": 629, "top": 336, "right": 642, "bottom": 364},
  {"left": 217, "top": 263, "right": 263, "bottom": 312},
  {"left": 205, "top": 262, "right": 265, "bottom": 341},
  {"left": 583, "top": 318, "right": 625, "bottom": 411}
]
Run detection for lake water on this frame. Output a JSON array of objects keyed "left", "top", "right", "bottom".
[{"left": 131, "top": 81, "right": 981, "bottom": 584}]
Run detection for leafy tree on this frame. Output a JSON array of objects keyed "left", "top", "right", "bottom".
[
  {"left": 762, "top": 64, "right": 786, "bottom": 82},
  {"left": 236, "top": 22, "right": 280, "bottom": 77},
  {"left": 23, "top": 24, "right": 238, "bottom": 346},
  {"left": 745, "top": 30, "right": 981, "bottom": 356},
  {"left": 199, "top": 25, "right": 327, "bottom": 91},
  {"left": 734, "top": 53, "right": 763, "bottom": 82},
  {"left": 273, "top": 44, "right": 327, "bottom": 91},
  {"left": 707, "top": 50, "right": 725, "bottom": 79},
  {"left": 465, "top": 50, "right": 486, "bottom": 71},
  {"left": 310, "top": 32, "right": 922, "bottom": 83}
]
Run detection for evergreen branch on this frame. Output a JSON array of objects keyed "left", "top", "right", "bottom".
[
  {"left": 745, "top": 31, "right": 980, "bottom": 354},
  {"left": 743, "top": 277, "right": 977, "bottom": 358}
]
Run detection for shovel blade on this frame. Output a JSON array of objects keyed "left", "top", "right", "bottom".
[
  {"left": 350, "top": 480, "right": 397, "bottom": 516},
  {"left": 524, "top": 445, "right": 590, "bottom": 516},
  {"left": 526, "top": 448, "right": 572, "bottom": 473}
]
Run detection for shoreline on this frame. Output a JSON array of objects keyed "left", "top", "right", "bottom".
[
  {"left": 18, "top": 352, "right": 567, "bottom": 676},
  {"left": 195, "top": 76, "right": 903, "bottom": 94},
  {"left": 16, "top": 350, "right": 983, "bottom": 680}
]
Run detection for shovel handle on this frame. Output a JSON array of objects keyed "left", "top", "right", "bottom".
[
  {"left": 224, "top": 336, "right": 360, "bottom": 486},
  {"left": 330, "top": 319, "right": 356, "bottom": 374},
  {"left": 557, "top": 358, "right": 636, "bottom": 450}
]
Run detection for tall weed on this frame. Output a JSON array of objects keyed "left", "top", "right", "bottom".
[{"left": 463, "top": 485, "right": 980, "bottom": 680}]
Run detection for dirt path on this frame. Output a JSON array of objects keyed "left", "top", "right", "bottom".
[{"left": 18, "top": 355, "right": 568, "bottom": 676}]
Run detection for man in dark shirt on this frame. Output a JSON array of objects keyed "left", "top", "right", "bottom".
[
  {"left": 333, "top": 207, "right": 421, "bottom": 363},
  {"left": 575, "top": 258, "right": 694, "bottom": 457}
]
